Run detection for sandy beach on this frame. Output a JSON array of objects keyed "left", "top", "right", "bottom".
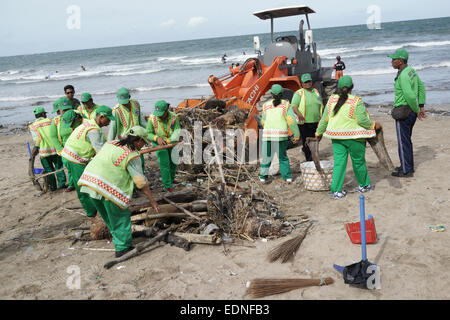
[{"left": 0, "top": 111, "right": 449, "bottom": 300}]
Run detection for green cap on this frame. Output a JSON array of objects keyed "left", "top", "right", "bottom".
[
  {"left": 96, "top": 105, "right": 116, "bottom": 121},
  {"left": 269, "top": 84, "right": 283, "bottom": 96},
  {"left": 58, "top": 97, "right": 73, "bottom": 111},
  {"left": 60, "top": 97, "right": 73, "bottom": 111},
  {"left": 33, "top": 107, "right": 46, "bottom": 115},
  {"left": 338, "top": 75, "right": 353, "bottom": 89},
  {"left": 81, "top": 92, "right": 92, "bottom": 103},
  {"left": 301, "top": 73, "right": 312, "bottom": 83},
  {"left": 128, "top": 126, "right": 151, "bottom": 144},
  {"left": 62, "top": 110, "right": 79, "bottom": 128},
  {"left": 388, "top": 49, "right": 409, "bottom": 61},
  {"left": 53, "top": 98, "right": 62, "bottom": 113},
  {"left": 117, "top": 87, "right": 130, "bottom": 104},
  {"left": 154, "top": 100, "right": 170, "bottom": 117}
]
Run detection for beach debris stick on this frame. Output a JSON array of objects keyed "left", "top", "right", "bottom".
[
  {"left": 104, "top": 225, "right": 173, "bottom": 269},
  {"left": 367, "top": 129, "right": 395, "bottom": 171},
  {"left": 139, "top": 142, "right": 180, "bottom": 155},
  {"left": 162, "top": 196, "right": 202, "bottom": 221}
]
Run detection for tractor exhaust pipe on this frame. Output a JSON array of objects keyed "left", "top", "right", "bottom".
[{"left": 299, "top": 20, "right": 305, "bottom": 51}]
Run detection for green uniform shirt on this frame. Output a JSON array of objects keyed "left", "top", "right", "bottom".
[
  {"left": 261, "top": 99, "right": 300, "bottom": 141},
  {"left": 80, "top": 157, "right": 145, "bottom": 200},
  {"left": 291, "top": 88, "right": 324, "bottom": 123},
  {"left": 317, "top": 95, "right": 375, "bottom": 142},
  {"left": 107, "top": 100, "right": 147, "bottom": 141},
  {"left": 393, "top": 65, "right": 426, "bottom": 113},
  {"left": 146, "top": 112, "right": 181, "bottom": 144}
]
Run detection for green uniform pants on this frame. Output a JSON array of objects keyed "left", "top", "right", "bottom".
[
  {"left": 65, "top": 161, "right": 97, "bottom": 217},
  {"left": 61, "top": 157, "right": 75, "bottom": 188},
  {"left": 259, "top": 140, "right": 292, "bottom": 180},
  {"left": 154, "top": 143, "right": 177, "bottom": 189},
  {"left": 331, "top": 139, "right": 371, "bottom": 193},
  {"left": 40, "top": 155, "right": 66, "bottom": 191},
  {"left": 91, "top": 198, "right": 132, "bottom": 252}
]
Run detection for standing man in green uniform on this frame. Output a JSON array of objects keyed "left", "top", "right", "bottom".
[
  {"left": 77, "top": 92, "right": 99, "bottom": 120},
  {"left": 64, "top": 85, "right": 81, "bottom": 109},
  {"left": 259, "top": 84, "right": 300, "bottom": 184},
  {"left": 79, "top": 127, "right": 160, "bottom": 257},
  {"left": 291, "top": 73, "right": 324, "bottom": 161},
  {"left": 61, "top": 106, "right": 114, "bottom": 217},
  {"left": 146, "top": 100, "right": 180, "bottom": 192},
  {"left": 108, "top": 88, "right": 147, "bottom": 173},
  {"left": 388, "top": 49, "right": 426, "bottom": 177},
  {"left": 29, "top": 107, "right": 66, "bottom": 191},
  {"left": 49, "top": 97, "right": 74, "bottom": 192},
  {"left": 315, "top": 76, "right": 382, "bottom": 199}
]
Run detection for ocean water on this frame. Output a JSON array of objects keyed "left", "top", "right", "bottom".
[{"left": 0, "top": 17, "right": 449, "bottom": 126}]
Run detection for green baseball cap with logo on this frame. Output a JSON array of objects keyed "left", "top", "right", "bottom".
[
  {"left": 388, "top": 49, "right": 409, "bottom": 61},
  {"left": 59, "top": 97, "right": 73, "bottom": 111},
  {"left": 62, "top": 110, "right": 79, "bottom": 128},
  {"left": 269, "top": 84, "right": 283, "bottom": 96},
  {"left": 301, "top": 73, "right": 312, "bottom": 83},
  {"left": 33, "top": 107, "right": 46, "bottom": 115},
  {"left": 117, "top": 87, "right": 130, "bottom": 104},
  {"left": 60, "top": 97, "right": 73, "bottom": 111},
  {"left": 81, "top": 92, "right": 92, "bottom": 103},
  {"left": 53, "top": 98, "right": 62, "bottom": 113},
  {"left": 96, "top": 105, "right": 116, "bottom": 121},
  {"left": 338, "top": 75, "right": 353, "bottom": 89},
  {"left": 154, "top": 100, "right": 170, "bottom": 117},
  {"left": 128, "top": 126, "right": 151, "bottom": 144}
]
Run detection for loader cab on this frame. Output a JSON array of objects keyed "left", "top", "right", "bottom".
[{"left": 253, "top": 6, "right": 330, "bottom": 82}]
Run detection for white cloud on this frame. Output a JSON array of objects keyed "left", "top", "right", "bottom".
[
  {"left": 160, "top": 19, "right": 176, "bottom": 27},
  {"left": 187, "top": 17, "right": 207, "bottom": 27}
]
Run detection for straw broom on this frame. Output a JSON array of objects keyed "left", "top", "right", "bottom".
[
  {"left": 268, "top": 222, "right": 312, "bottom": 263},
  {"left": 247, "top": 277, "right": 334, "bottom": 298}
]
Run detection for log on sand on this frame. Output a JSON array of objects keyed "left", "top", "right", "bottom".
[
  {"left": 129, "top": 189, "right": 197, "bottom": 212},
  {"left": 367, "top": 129, "right": 395, "bottom": 171}
]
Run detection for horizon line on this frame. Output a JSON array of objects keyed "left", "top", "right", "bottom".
[{"left": 1, "top": 15, "right": 448, "bottom": 58}]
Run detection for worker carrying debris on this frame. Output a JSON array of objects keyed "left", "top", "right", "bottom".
[
  {"left": 146, "top": 100, "right": 181, "bottom": 192},
  {"left": 49, "top": 97, "right": 78, "bottom": 192},
  {"left": 259, "top": 84, "right": 300, "bottom": 184},
  {"left": 291, "top": 73, "right": 324, "bottom": 162},
  {"left": 61, "top": 105, "right": 114, "bottom": 217},
  {"left": 29, "top": 106, "right": 66, "bottom": 191},
  {"left": 315, "top": 76, "right": 383, "bottom": 199},
  {"left": 78, "top": 126, "right": 160, "bottom": 258}
]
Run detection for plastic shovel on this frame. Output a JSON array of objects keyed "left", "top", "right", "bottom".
[{"left": 334, "top": 195, "right": 379, "bottom": 289}]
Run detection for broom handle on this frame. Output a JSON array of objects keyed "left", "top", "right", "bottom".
[
  {"left": 360, "top": 195, "right": 367, "bottom": 261},
  {"left": 139, "top": 143, "right": 180, "bottom": 155}
]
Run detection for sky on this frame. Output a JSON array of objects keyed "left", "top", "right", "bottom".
[{"left": 0, "top": 0, "right": 449, "bottom": 57}]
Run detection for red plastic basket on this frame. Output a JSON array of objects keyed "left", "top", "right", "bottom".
[{"left": 345, "top": 217, "right": 377, "bottom": 244}]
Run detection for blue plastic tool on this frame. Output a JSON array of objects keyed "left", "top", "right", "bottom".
[
  {"left": 360, "top": 195, "right": 367, "bottom": 261},
  {"left": 333, "top": 264, "right": 344, "bottom": 274}
]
